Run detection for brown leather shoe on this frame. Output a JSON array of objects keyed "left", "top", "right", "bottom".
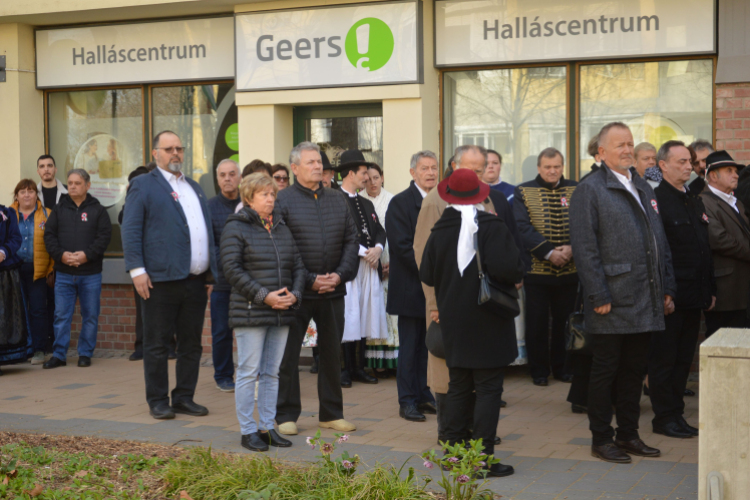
[
  {"left": 591, "top": 444, "right": 632, "bottom": 463},
  {"left": 614, "top": 438, "right": 661, "bottom": 457}
]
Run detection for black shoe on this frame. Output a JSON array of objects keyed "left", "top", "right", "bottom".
[
  {"left": 653, "top": 421, "right": 693, "bottom": 439},
  {"left": 571, "top": 404, "right": 588, "bottom": 414},
  {"left": 399, "top": 405, "right": 426, "bottom": 422},
  {"left": 486, "top": 463, "right": 514, "bottom": 477},
  {"left": 418, "top": 401, "right": 437, "bottom": 415},
  {"left": 500, "top": 399, "right": 507, "bottom": 408},
  {"left": 614, "top": 438, "right": 661, "bottom": 457},
  {"left": 494, "top": 436, "right": 502, "bottom": 445},
  {"left": 591, "top": 444, "right": 631, "bottom": 463},
  {"left": 310, "top": 355, "right": 319, "bottom": 374},
  {"left": 129, "top": 351, "right": 143, "bottom": 361},
  {"left": 677, "top": 416, "right": 699, "bottom": 436},
  {"left": 259, "top": 429, "right": 292, "bottom": 448},
  {"left": 0, "top": 368, "right": 3, "bottom": 376},
  {"left": 684, "top": 388, "right": 696, "bottom": 397},
  {"left": 172, "top": 400, "right": 209, "bottom": 416},
  {"left": 554, "top": 374, "right": 573, "bottom": 383},
  {"left": 149, "top": 403, "right": 175, "bottom": 420},
  {"left": 352, "top": 369, "right": 378, "bottom": 384},
  {"left": 241, "top": 432, "right": 269, "bottom": 452},
  {"left": 43, "top": 357, "right": 66, "bottom": 369},
  {"left": 373, "top": 369, "right": 390, "bottom": 379},
  {"left": 340, "top": 370, "right": 352, "bottom": 388},
  {"left": 643, "top": 384, "right": 650, "bottom": 396},
  {"left": 77, "top": 356, "right": 91, "bottom": 367},
  {"left": 532, "top": 377, "right": 548, "bottom": 387},
  {"left": 168, "top": 350, "right": 177, "bottom": 360}
]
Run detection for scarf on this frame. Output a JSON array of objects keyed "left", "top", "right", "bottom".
[{"left": 447, "top": 204, "right": 478, "bottom": 276}]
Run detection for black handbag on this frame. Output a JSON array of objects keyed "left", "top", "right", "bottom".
[
  {"left": 425, "top": 321, "right": 445, "bottom": 359},
  {"left": 475, "top": 232, "right": 520, "bottom": 319},
  {"left": 565, "top": 285, "right": 591, "bottom": 356}
]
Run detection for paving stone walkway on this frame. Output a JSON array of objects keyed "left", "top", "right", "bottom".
[{"left": 0, "top": 357, "right": 698, "bottom": 499}]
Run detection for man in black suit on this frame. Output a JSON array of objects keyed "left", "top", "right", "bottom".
[{"left": 387, "top": 151, "right": 440, "bottom": 422}]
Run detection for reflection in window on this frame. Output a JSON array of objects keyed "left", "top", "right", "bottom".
[
  {"left": 307, "top": 116, "right": 384, "bottom": 170},
  {"left": 579, "top": 60, "right": 713, "bottom": 175},
  {"left": 443, "top": 67, "right": 567, "bottom": 184},
  {"left": 152, "top": 84, "right": 237, "bottom": 197},
  {"left": 48, "top": 88, "right": 144, "bottom": 255}
]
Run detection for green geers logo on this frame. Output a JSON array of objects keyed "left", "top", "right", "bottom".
[{"left": 345, "top": 18, "right": 394, "bottom": 71}]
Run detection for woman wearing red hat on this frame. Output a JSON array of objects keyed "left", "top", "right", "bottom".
[{"left": 419, "top": 168, "right": 524, "bottom": 477}]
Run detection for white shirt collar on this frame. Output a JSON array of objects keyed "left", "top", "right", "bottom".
[
  {"left": 610, "top": 168, "right": 631, "bottom": 183},
  {"left": 340, "top": 185, "right": 357, "bottom": 198},
  {"left": 158, "top": 166, "right": 185, "bottom": 183},
  {"left": 708, "top": 184, "right": 738, "bottom": 211},
  {"left": 488, "top": 177, "right": 502, "bottom": 186},
  {"left": 414, "top": 183, "right": 428, "bottom": 199}
]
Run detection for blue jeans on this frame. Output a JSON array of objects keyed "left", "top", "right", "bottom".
[
  {"left": 235, "top": 325, "right": 289, "bottom": 435},
  {"left": 210, "top": 290, "right": 235, "bottom": 384},
  {"left": 19, "top": 262, "right": 49, "bottom": 353},
  {"left": 52, "top": 272, "right": 102, "bottom": 361}
]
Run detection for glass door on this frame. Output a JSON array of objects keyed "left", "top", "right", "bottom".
[{"left": 293, "top": 103, "right": 383, "bottom": 173}]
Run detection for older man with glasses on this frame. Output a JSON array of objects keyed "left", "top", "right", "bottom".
[{"left": 122, "top": 130, "right": 219, "bottom": 420}]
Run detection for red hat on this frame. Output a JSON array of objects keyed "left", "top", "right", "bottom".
[{"left": 437, "top": 169, "right": 490, "bottom": 205}]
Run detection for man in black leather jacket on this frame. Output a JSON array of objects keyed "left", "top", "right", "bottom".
[{"left": 274, "top": 142, "right": 360, "bottom": 436}]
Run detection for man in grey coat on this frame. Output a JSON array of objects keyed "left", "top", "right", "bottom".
[{"left": 570, "top": 122, "right": 676, "bottom": 464}]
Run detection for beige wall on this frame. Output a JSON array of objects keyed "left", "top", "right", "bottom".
[
  {"left": 234, "top": 0, "right": 440, "bottom": 195},
  {"left": 0, "top": 23, "right": 44, "bottom": 205}
]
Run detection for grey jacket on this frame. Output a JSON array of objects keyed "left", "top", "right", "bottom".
[{"left": 570, "top": 165, "right": 676, "bottom": 334}]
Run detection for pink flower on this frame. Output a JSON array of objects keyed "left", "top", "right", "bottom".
[
  {"left": 321, "top": 443, "right": 334, "bottom": 455},
  {"left": 479, "top": 461, "right": 486, "bottom": 466},
  {"left": 342, "top": 460, "right": 354, "bottom": 469},
  {"left": 336, "top": 435, "right": 350, "bottom": 444},
  {"left": 457, "top": 474, "right": 470, "bottom": 484},
  {"left": 423, "top": 461, "right": 434, "bottom": 469},
  {"left": 447, "top": 457, "right": 459, "bottom": 464},
  {"left": 306, "top": 437, "right": 315, "bottom": 449}
]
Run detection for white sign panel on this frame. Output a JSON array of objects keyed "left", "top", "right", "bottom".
[
  {"left": 435, "top": 0, "right": 715, "bottom": 67},
  {"left": 36, "top": 17, "right": 234, "bottom": 88},
  {"left": 235, "top": 1, "right": 421, "bottom": 91}
]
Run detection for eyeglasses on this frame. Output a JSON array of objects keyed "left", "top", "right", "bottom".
[
  {"left": 273, "top": 175, "right": 289, "bottom": 182},
  {"left": 156, "top": 147, "right": 185, "bottom": 154}
]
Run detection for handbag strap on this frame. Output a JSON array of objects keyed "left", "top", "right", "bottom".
[
  {"left": 574, "top": 283, "right": 584, "bottom": 313},
  {"left": 473, "top": 220, "right": 485, "bottom": 279}
]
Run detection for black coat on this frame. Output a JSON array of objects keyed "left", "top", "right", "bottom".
[
  {"left": 44, "top": 194, "right": 112, "bottom": 275},
  {"left": 276, "top": 182, "right": 359, "bottom": 300},
  {"left": 654, "top": 181, "right": 715, "bottom": 310},
  {"left": 420, "top": 209, "right": 524, "bottom": 369},
  {"left": 385, "top": 182, "right": 426, "bottom": 317},
  {"left": 344, "top": 191, "right": 387, "bottom": 279},
  {"left": 220, "top": 207, "right": 306, "bottom": 329}
]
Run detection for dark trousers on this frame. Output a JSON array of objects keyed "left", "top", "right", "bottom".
[
  {"left": 648, "top": 309, "right": 701, "bottom": 426},
  {"left": 18, "top": 262, "right": 49, "bottom": 353},
  {"left": 588, "top": 332, "right": 651, "bottom": 446},
  {"left": 704, "top": 309, "right": 747, "bottom": 338},
  {"left": 566, "top": 351, "right": 592, "bottom": 407},
  {"left": 45, "top": 281, "right": 56, "bottom": 352},
  {"left": 525, "top": 283, "right": 577, "bottom": 379},
  {"left": 276, "top": 297, "right": 345, "bottom": 424},
  {"left": 436, "top": 391, "right": 476, "bottom": 442},
  {"left": 396, "top": 315, "right": 434, "bottom": 407},
  {"left": 133, "top": 284, "right": 176, "bottom": 356},
  {"left": 141, "top": 275, "right": 207, "bottom": 408},
  {"left": 342, "top": 339, "right": 366, "bottom": 374},
  {"left": 210, "top": 290, "right": 235, "bottom": 384},
  {"left": 444, "top": 367, "right": 504, "bottom": 457}
]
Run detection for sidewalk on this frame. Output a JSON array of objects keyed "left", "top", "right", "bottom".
[{"left": 0, "top": 358, "right": 698, "bottom": 499}]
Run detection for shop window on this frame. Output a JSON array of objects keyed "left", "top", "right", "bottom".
[
  {"left": 579, "top": 59, "right": 713, "bottom": 175},
  {"left": 151, "top": 83, "right": 237, "bottom": 197},
  {"left": 47, "top": 88, "right": 144, "bottom": 255},
  {"left": 443, "top": 67, "right": 567, "bottom": 184}
]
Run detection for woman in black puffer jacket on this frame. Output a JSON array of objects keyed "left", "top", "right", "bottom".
[{"left": 220, "top": 173, "right": 306, "bottom": 453}]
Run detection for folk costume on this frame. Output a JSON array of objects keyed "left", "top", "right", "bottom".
[{"left": 0, "top": 205, "right": 31, "bottom": 372}]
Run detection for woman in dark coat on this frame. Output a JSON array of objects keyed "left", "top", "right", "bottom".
[
  {"left": 0, "top": 204, "right": 31, "bottom": 374},
  {"left": 420, "top": 169, "right": 524, "bottom": 477},
  {"left": 221, "top": 173, "right": 306, "bottom": 453}
]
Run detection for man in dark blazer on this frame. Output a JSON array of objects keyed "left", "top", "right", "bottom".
[
  {"left": 699, "top": 150, "right": 750, "bottom": 336},
  {"left": 122, "top": 131, "right": 218, "bottom": 420},
  {"left": 387, "top": 150, "right": 440, "bottom": 422}
]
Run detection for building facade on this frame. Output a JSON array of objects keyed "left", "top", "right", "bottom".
[{"left": 0, "top": 0, "right": 747, "bottom": 354}]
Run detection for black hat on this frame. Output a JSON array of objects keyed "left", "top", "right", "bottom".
[
  {"left": 321, "top": 150, "right": 333, "bottom": 171},
  {"left": 705, "top": 150, "right": 745, "bottom": 176},
  {"left": 334, "top": 149, "right": 376, "bottom": 175}
]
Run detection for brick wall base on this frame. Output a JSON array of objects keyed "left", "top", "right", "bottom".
[{"left": 716, "top": 83, "right": 750, "bottom": 161}]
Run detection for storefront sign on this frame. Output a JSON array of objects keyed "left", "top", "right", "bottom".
[
  {"left": 35, "top": 17, "right": 234, "bottom": 88},
  {"left": 235, "top": 1, "right": 421, "bottom": 91},
  {"left": 435, "top": 0, "right": 715, "bottom": 67}
]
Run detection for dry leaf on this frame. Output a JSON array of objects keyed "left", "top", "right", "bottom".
[
  {"left": 7, "top": 470, "right": 17, "bottom": 478},
  {"left": 2, "top": 476, "right": 8, "bottom": 485},
  {"left": 24, "top": 485, "right": 43, "bottom": 497},
  {"left": 74, "top": 470, "right": 89, "bottom": 478},
  {"left": 179, "top": 491, "right": 194, "bottom": 500}
]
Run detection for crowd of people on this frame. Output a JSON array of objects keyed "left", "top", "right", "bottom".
[{"left": 1, "top": 121, "right": 747, "bottom": 474}]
